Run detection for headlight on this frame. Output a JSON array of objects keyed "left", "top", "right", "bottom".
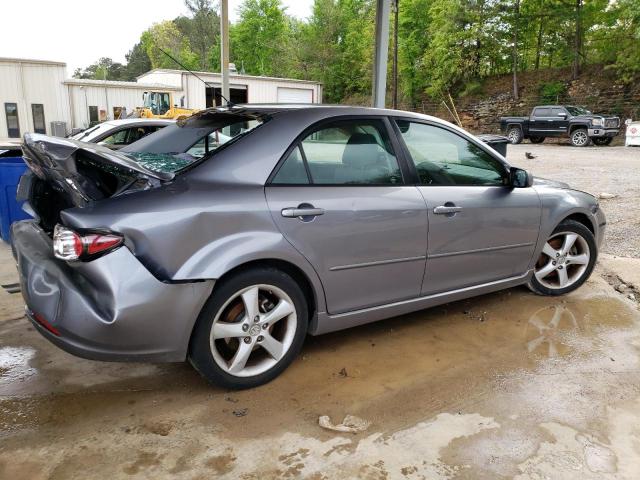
[{"left": 591, "top": 118, "right": 604, "bottom": 127}]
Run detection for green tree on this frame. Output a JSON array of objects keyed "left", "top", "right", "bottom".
[
  {"left": 124, "top": 42, "right": 152, "bottom": 80},
  {"left": 175, "top": 0, "right": 220, "bottom": 71},
  {"left": 141, "top": 20, "right": 199, "bottom": 70},
  {"left": 231, "top": 0, "right": 291, "bottom": 76},
  {"left": 73, "top": 57, "right": 126, "bottom": 80}
]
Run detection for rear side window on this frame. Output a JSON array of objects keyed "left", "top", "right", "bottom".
[
  {"left": 272, "top": 119, "right": 402, "bottom": 185},
  {"left": 534, "top": 108, "right": 550, "bottom": 117},
  {"left": 272, "top": 146, "right": 309, "bottom": 184}
]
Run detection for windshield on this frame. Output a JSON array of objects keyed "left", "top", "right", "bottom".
[
  {"left": 120, "top": 111, "right": 267, "bottom": 174},
  {"left": 143, "top": 92, "right": 171, "bottom": 116},
  {"left": 70, "top": 123, "right": 112, "bottom": 141},
  {"left": 565, "top": 106, "right": 591, "bottom": 116}
]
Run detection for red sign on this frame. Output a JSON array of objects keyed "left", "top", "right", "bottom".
[{"left": 632, "top": 127, "right": 638, "bottom": 134}]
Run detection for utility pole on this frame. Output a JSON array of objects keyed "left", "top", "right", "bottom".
[
  {"left": 512, "top": 0, "right": 520, "bottom": 100},
  {"left": 392, "top": 0, "right": 399, "bottom": 109},
  {"left": 220, "top": 0, "right": 230, "bottom": 106},
  {"left": 372, "top": 0, "right": 391, "bottom": 108}
]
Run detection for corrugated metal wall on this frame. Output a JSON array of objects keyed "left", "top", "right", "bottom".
[
  {"left": 1, "top": 60, "right": 323, "bottom": 140},
  {"left": 0, "top": 60, "right": 70, "bottom": 139},
  {"left": 139, "top": 70, "right": 323, "bottom": 109}
]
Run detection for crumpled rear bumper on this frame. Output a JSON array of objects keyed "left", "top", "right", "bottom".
[{"left": 11, "top": 220, "right": 213, "bottom": 362}]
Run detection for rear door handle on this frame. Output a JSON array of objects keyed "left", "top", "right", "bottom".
[
  {"left": 433, "top": 205, "right": 462, "bottom": 215},
  {"left": 281, "top": 206, "right": 325, "bottom": 218}
]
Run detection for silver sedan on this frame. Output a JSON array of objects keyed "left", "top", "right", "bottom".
[{"left": 12, "top": 105, "right": 605, "bottom": 389}]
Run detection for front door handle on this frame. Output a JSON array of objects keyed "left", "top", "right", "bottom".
[
  {"left": 281, "top": 206, "right": 325, "bottom": 218},
  {"left": 433, "top": 205, "right": 462, "bottom": 215}
]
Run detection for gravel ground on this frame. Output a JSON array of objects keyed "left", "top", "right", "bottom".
[{"left": 506, "top": 143, "right": 640, "bottom": 258}]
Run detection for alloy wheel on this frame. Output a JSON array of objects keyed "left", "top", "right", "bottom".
[
  {"left": 534, "top": 231, "right": 590, "bottom": 290},
  {"left": 209, "top": 284, "right": 297, "bottom": 377},
  {"left": 571, "top": 130, "right": 589, "bottom": 147},
  {"left": 507, "top": 128, "right": 521, "bottom": 144}
]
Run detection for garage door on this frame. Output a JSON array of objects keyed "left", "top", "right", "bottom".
[{"left": 277, "top": 87, "right": 313, "bottom": 104}]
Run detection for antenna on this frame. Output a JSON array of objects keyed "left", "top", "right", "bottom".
[{"left": 157, "top": 47, "right": 234, "bottom": 107}]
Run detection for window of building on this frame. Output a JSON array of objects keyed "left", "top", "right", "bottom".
[
  {"left": 31, "top": 104, "right": 46, "bottom": 134},
  {"left": 4, "top": 103, "right": 20, "bottom": 138},
  {"left": 88, "top": 106, "right": 99, "bottom": 126}
]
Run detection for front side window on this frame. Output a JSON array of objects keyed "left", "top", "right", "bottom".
[
  {"left": 5, "top": 103, "right": 20, "bottom": 138},
  {"left": 395, "top": 120, "right": 506, "bottom": 187},
  {"left": 276, "top": 119, "right": 402, "bottom": 185},
  {"left": 31, "top": 104, "right": 46, "bottom": 134},
  {"left": 101, "top": 128, "right": 130, "bottom": 145}
]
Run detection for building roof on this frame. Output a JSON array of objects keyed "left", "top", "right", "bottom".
[
  {"left": 137, "top": 68, "right": 322, "bottom": 86},
  {"left": 63, "top": 78, "right": 181, "bottom": 90},
  {"left": 0, "top": 57, "right": 66, "bottom": 67}
]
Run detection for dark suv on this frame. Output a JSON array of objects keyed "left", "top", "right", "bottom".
[{"left": 500, "top": 105, "right": 620, "bottom": 147}]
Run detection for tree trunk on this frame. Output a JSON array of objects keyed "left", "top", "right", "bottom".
[
  {"left": 572, "top": 0, "right": 582, "bottom": 80},
  {"left": 512, "top": 0, "right": 520, "bottom": 100},
  {"left": 535, "top": 15, "right": 544, "bottom": 70}
]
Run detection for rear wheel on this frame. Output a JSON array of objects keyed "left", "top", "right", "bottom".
[
  {"left": 527, "top": 220, "right": 597, "bottom": 296},
  {"left": 529, "top": 136, "right": 545, "bottom": 144},
  {"left": 189, "top": 268, "right": 308, "bottom": 389},
  {"left": 593, "top": 137, "right": 613, "bottom": 146},
  {"left": 570, "top": 128, "right": 590, "bottom": 147},
  {"left": 507, "top": 127, "right": 523, "bottom": 144}
]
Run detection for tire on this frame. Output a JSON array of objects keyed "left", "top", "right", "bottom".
[
  {"left": 593, "top": 137, "right": 613, "bottom": 146},
  {"left": 507, "top": 127, "right": 523, "bottom": 144},
  {"left": 189, "top": 267, "right": 308, "bottom": 389},
  {"left": 527, "top": 220, "right": 597, "bottom": 296},
  {"left": 570, "top": 128, "right": 590, "bottom": 147},
  {"left": 529, "top": 136, "right": 545, "bottom": 144}
]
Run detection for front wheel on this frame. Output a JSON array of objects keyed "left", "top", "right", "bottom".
[
  {"left": 189, "top": 268, "right": 308, "bottom": 389},
  {"left": 529, "top": 136, "right": 545, "bottom": 144},
  {"left": 527, "top": 220, "right": 597, "bottom": 296},
  {"left": 507, "top": 127, "right": 523, "bottom": 144},
  {"left": 570, "top": 128, "right": 590, "bottom": 147},
  {"left": 593, "top": 137, "right": 613, "bottom": 146}
]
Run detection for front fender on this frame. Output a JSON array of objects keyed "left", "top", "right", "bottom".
[{"left": 528, "top": 187, "right": 601, "bottom": 270}]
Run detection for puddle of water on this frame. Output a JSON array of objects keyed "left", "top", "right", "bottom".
[
  {"left": 0, "top": 286, "right": 639, "bottom": 479},
  {"left": 0, "top": 346, "right": 37, "bottom": 391}
]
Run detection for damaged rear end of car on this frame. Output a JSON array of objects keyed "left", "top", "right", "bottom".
[{"left": 12, "top": 133, "right": 213, "bottom": 362}]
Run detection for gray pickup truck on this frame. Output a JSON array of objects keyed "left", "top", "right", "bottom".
[{"left": 500, "top": 105, "right": 621, "bottom": 147}]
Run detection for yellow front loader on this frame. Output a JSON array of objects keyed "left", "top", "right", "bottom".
[{"left": 131, "top": 91, "right": 197, "bottom": 121}]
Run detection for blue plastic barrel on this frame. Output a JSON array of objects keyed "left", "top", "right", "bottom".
[{"left": 0, "top": 156, "right": 31, "bottom": 241}]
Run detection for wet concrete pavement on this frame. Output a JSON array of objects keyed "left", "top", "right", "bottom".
[{"left": 1, "top": 243, "right": 640, "bottom": 479}]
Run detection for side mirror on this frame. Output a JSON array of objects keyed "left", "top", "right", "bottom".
[
  {"left": 557, "top": 113, "right": 567, "bottom": 118},
  {"left": 510, "top": 167, "right": 533, "bottom": 188}
]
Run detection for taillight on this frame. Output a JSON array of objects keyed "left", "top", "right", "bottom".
[{"left": 53, "top": 224, "right": 123, "bottom": 261}]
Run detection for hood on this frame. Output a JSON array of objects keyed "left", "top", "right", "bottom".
[{"left": 532, "top": 176, "right": 570, "bottom": 189}]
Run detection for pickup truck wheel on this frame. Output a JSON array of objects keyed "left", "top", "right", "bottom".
[
  {"left": 593, "top": 137, "right": 613, "bottom": 146},
  {"left": 529, "top": 136, "right": 545, "bottom": 144},
  {"left": 570, "top": 128, "right": 590, "bottom": 147},
  {"left": 507, "top": 127, "right": 523, "bottom": 144}
]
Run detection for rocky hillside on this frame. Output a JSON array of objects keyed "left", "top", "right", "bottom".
[{"left": 412, "top": 65, "right": 640, "bottom": 135}]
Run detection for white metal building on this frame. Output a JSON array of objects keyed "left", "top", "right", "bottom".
[
  {"left": 0, "top": 57, "right": 322, "bottom": 141},
  {"left": 0, "top": 58, "right": 71, "bottom": 140},
  {"left": 64, "top": 78, "right": 181, "bottom": 130},
  {"left": 138, "top": 69, "right": 322, "bottom": 108}
]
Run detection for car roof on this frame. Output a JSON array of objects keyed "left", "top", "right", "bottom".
[{"left": 102, "top": 118, "right": 176, "bottom": 127}]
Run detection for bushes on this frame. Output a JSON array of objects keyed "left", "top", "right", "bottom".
[{"left": 539, "top": 81, "right": 567, "bottom": 103}]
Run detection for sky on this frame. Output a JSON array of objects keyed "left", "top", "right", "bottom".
[{"left": 0, "top": 0, "right": 314, "bottom": 74}]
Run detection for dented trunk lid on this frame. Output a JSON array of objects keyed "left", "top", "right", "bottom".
[{"left": 21, "top": 133, "right": 173, "bottom": 207}]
